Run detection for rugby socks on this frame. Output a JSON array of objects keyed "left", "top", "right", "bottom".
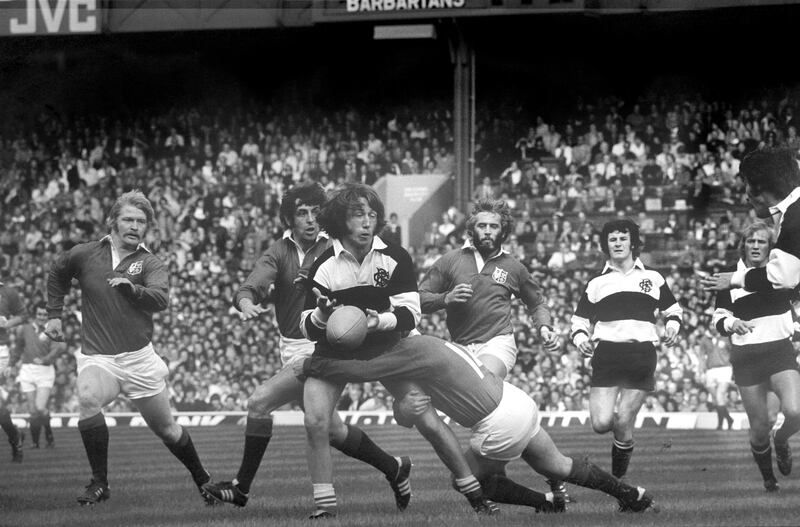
[
  {"left": 338, "top": 424, "right": 398, "bottom": 477},
  {"left": 481, "top": 474, "right": 550, "bottom": 509},
  {"left": 0, "top": 407, "right": 20, "bottom": 445},
  {"left": 716, "top": 405, "right": 733, "bottom": 430},
  {"left": 78, "top": 413, "right": 109, "bottom": 485},
  {"left": 773, "top": 414, "right": 800, "bottom": 445},
  {"left": 565, "top": 456, "right": 626, "bottom": 498},
  {"left": 234, "top": 416, "right": 273, "bottom": 494},
  {"left": 454, "top": 474, "right": 483, "bottom": 500},
  {"left": 164, "top": 426, "right": 209, "bottom": 487},
  {"left": 43, "top": 411, "right": 53, "bottom": 445},
  {"left": 312, "top": 483, "right": 337, "bottom": 516},
  {"left": 29, "top": 411, "right": 42, "bottom": 446},
  {"left": 611, "top": 439, "right": 634, "bottom": 478},
  {"left": 751, "top": 442, "right": 776, "bottom": 484}
]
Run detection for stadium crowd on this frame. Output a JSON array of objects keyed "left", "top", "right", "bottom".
[{"left": 2, "top": 86, "right": 800, "bottom": 417}]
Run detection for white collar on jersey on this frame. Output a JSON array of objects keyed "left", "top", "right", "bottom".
[
  {"left": 282, "top": 229, "right": 329, "bottom": 242},
  {"left": 332, "top": 235, "right": 387, "bottom": 257},
  {"left": 768, "top": 185, "right": 800, "bottom": 224},
  {"left": 602, "top": 257, "right": 645, "bottom": 275}
]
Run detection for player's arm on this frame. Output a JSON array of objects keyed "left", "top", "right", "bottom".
[
  {"left": 0, "top": 288, "right": 26, "bottom": 330},
  {"left": 46, "top": 248, "right": 79, "bottom": 322},
  {"left": 419, "top": 259, "right": 450, "bottom": 313},
  {"left": 657, "top": 279, "right": 682, "bottom": 346},
  {"left": 113, "top": 258, "right": 169, "bottom": 312},
  {"left": 570, "top": 288, "right": 596, "bottom": 357},
  {"left": 711, "top": 290, "right": 753, "bottom": 336},
  {"left": 518, "top": 270, "right": 558, "bottom": 350},
  {"left": 732, "top": 220, "right": 800, "bottom": 292},
  {"left": 42, "top": 340, "right": 67, "bottom": 366},
  {"left": 234, "top": 249, "right": 279, "bottom": 318},
  {"left": 300, "top": 281, "right": 336, "bottom": 342}
]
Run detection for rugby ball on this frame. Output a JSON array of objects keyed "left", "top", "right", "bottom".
[{"left": 326, "top": 306, "right": 368, "bottom": 351}]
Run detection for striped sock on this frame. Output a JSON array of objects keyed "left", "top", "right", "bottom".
[
  {"left": 612, "top": 439, "right": 635, "bottom": 479},
  {"left": 751, "top": 442, "right": 776, "bottom": 484},
  {"left": 313, "top": 483, "right": 337, "bottom": 515},
  {"left": 454, "top": 475, "right": 482, "bottom": 500}
]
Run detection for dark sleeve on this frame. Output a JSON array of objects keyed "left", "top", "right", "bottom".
[
  {"left": 46, "top": 249, "right": 77, "bottom": 318},
  {"left": 713, "top": 290, "right": 734, "bottom": 337},
  {"left": 419, "top": 257, "right": 449, "bottom": 314},
  {"left": 235, "top": 247, "right": 280, "bottom": 309},
  {"left": 120, "top": 257, "right": 169, "bottom": 312},
  {"left": 385, "top": 246, "right": 420, "bottom": 332},
  {"left": 657, "top": 280, "right": 683, "bottom": 326},
  {"left": 518, "top": 265, "right": 553, "bottom": 329}
]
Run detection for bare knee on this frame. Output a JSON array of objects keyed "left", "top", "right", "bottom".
[
  {"left": 247, "top": 387, "right": 279, "bottom": 418},
  {"left": 591, "top": 414, "right": 614, "bottom": 434},
  {"left": 153, "top": 422, "right": 182, "bottom": 443},
  {"left": 304, "top": 410, "right": 332, "bottom": 440},
  {"left": 78, "top": 392, "right": 104, "bottom": 417}
]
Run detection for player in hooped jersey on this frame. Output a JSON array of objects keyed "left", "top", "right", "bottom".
[
  {"left": 299, "top": 183, "right": 496, "bottom": 518},
  {"left": 46, "top": 191, "right": 213, "bottom": 505},
  {"left": 711, "top": 221, "right": 800, "bottom": 491},
  {"left": 201, "top": 183, "right": 411, "bottom": 510},
  {"left": 570, "top": 219, "right": 682, "bottom": 481},
  {"left": 0, "top": 278, "right": 26, "bottom": 462},
  {"left": 295, "top": 334, "right": 658, "bottom": 514},
  {"left": 14, "top": 302, "right": 66, "bottom": 448},
  {"left": 418, "top": 198, "right": 566, "bottom": 498}
]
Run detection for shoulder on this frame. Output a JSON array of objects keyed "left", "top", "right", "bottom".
[
  {"left": 378, "top": 243, "right": 413, "bottom": 265},
  {"left": 308, "top": 246, "right": 336, "bottom": 276}
]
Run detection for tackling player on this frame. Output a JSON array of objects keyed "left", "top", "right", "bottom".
[
  {"left": 201, "top": 183, "right": 411, "bottom": 510},
  {"left": 295, "top": 334, "right": 658, "bottom": 514}
]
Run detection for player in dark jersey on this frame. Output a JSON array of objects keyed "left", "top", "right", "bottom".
[
  {"left": 0, "top": 278, "right": 26, "bottom": 462},
  {"left": 418, "top": 198, "right": 566, "bottom": 499},
  {"left": 295, "top": 334, "right": 658, "bottom": 514},
  {"left": 570, "top": 219, "right": 682, "bottom": 480},
  {"left": 711, "top": 222, "right": 800, "bottom": 491},
  {"left": 46, "top": 191, "right": 214, "bottom": 506},
  {"left": 299, "top": 183, "right": 495, "bottom": 518},
  {"left": 14, "top": 302, "right": 65, "bottom": 448},
  {"left": 202, "top": 183, "right": 410, "bottom": 510}
]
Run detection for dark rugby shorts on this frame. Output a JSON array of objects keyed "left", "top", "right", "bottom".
[
  {"left": 590, "top": 341, "right": 657, "bottom": 392},
  {"left": 731, "top": 343, "right": 800, "bottom": 387}
]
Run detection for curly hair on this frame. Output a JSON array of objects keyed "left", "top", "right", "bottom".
[
  {"left": 317, "top": 183, "right": 385, "bottom": 240},
  {"left": 739, "top": 147, "right": 800, "bottom": 198},
  {"left": 466, "top": 199, "right": 514, "bottom": 243},
  {"left": 599, "top": 218, "right": 642, "bottom": 258},
  {"left": 105, "top": 190, "right": 154, "bottom": 233},
  {"left": 279, "top": 182, "right": 327, "bottom": 228}
]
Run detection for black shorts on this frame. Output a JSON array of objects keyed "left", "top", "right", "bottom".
[
  {"left": 591, "top": 341, "right": 657, "bottom": 392},
  {"left": 731, "top": 342, "right": 800, "bottom": 387}
]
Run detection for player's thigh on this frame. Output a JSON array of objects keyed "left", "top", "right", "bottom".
[
  {"left": 303, "top": 377, "right": 344, "bottom": 427},
  {"left": 475, "top": 354, "right": 508, "bottom": 380},
  {"left": 770, "top": 369, "right": 800, "bottom": 416},
  {"left": 589, "top": 387, "right": 619, "bottom": 425},
  {"left": 616, "top": 388, "right": 648, "bottom": 422},
  {"left": 739, "top": 383, "right": 771, "bottom": 431},
  {"left": 520, "top": 428, "right": 571, "bottom": 478},
  {"left": 249, "top": 366, "right": 304, "bottom": 415},
  {"left": 132, "top": 387, "right": 180, "bottom": 438},
  {"left": 77, "top": 365, "right": 121, "bottom": 411}
]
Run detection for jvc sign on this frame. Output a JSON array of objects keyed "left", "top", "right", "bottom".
[{"left": 1, "top": 0, "right": 98, "bottom": 36}]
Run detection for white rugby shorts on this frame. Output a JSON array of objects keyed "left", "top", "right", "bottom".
[
  {"left": 279, "top": 336, "right": 316, "bottom": 368},
  {"left": 76, "top": 342, "right": 168, "bottom": 399},
  {"left": 465, "top": 333, "right": 517, "bottom": 379},
  {"left": 17, "top": 363, "right": 56, "bottom": 391},
  {"left": 469, "top": 382, "right": 540, "bottom": 461},
  {"left": 706, "top": 365, "right": 733, "bottom": 386}
]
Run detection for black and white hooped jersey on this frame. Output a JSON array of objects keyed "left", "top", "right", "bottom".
[{"left": 571, "top": 258, "right": 683, "bottom": 345}]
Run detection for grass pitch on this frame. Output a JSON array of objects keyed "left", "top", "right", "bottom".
[{"left": 0, "top": 424, "right": 796, "bottom": 527}]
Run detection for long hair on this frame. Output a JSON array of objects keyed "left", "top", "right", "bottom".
[
  {"left": 105, "top": 190, "right": 154, "bottom": 232},
  {"left": 279, "top": 182, "right": 327, "bottom": 228},
  {"left": 739, "top": 221, "right": 774, "bottom": 262},
  {"left": 739, "top": 147, "right": 800, "bottom": 198},
  {"left": 600, "top": 218, "right": 642, "bottom": 258},
  {"left": 466, "top": 199, "right": 514, "bottom": 243},
  {"left": 318, "top": 183, "right": 385, "bottom": 239}
]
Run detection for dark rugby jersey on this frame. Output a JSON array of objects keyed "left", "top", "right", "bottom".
[
  {"left": 0, "top": 283, "right": 25, "bottom": 346},
  {"left": 235, "top": 232, "right": 328, "bottom": 339},
  {"left": 419, "top": 242, "right": 551, "bottom": 345},
  {"left": 304, "top": 334, "right": 504, "bottom": 428},
  {"left": 16, "top": 321, "right": 65, "bottom": 365},
  {"left": 714, "top": 259, "right": 796, "bottom": 357},
  {"left": 732, "top": 186, "right": 800, "bottom": 292},
  {"left": 47, "top": 237, "right": 168, "bottom": 356},
  {"left": 571, "top": 258, "right": 682, "bottom": 345},
  {"left": 300, "top": 236, "right": 420, "bottom": 355}
]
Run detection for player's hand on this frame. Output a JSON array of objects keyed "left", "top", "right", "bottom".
[
  {"left": 32, "top": 357, "right": 43, "bottom": 365},
  {"left": 662, "top": 326, "right": 679, "bottom": 347},
  {"left": 365, "top": 309, "right": 380, "bottom": 332},
  {"left": 540, "top": 326, "right": 560, "bottom": 352},
  {"left": 239, "top": 298, "right": 268, "bottom": 321},
  {"left": 44, "top": 318, "right": 65, "bottom": 342},
  {"left": 0, "top": 315, "right": 7, "bottom": 329},
  {"left": 107, "top": 277, "right": 135, "bottom": 292},
  {"left": 397, "top": 390, "right": 431, "bottom": 417},
  {"left": 576, "top": 340, "right": 594, "bottom": 358},
  {"left": 312, "top": 287, "right": 339, "bottom": 316},
  {"left": 731, "top": 319, "right": 755, "bottom": 335},
  {"left": 445, "top": 283, "right": 473, "bottom": 305},
  {"left": 700, "top": 272, "right": 733, "bottom": 291}
]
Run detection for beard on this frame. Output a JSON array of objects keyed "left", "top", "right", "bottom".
[{"left": 472, "top": 232, "right": 500, "bottom": 257}]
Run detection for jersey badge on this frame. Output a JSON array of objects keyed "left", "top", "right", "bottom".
[
  {"left": 492, "top": 267, "right": 508, "bottom": 284},
  {"left": 639, "top": 278, "right": 652, "bottom": 293},
  {"left": 127, "top": 261, "right": 143, "bottom": 276},
  {"left": 373, "top": 267, "right": 390, "bottom": 287}
]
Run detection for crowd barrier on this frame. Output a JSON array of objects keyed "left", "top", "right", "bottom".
[{"left": 11, "top": 411, "right": 765, "bottom": 430}]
